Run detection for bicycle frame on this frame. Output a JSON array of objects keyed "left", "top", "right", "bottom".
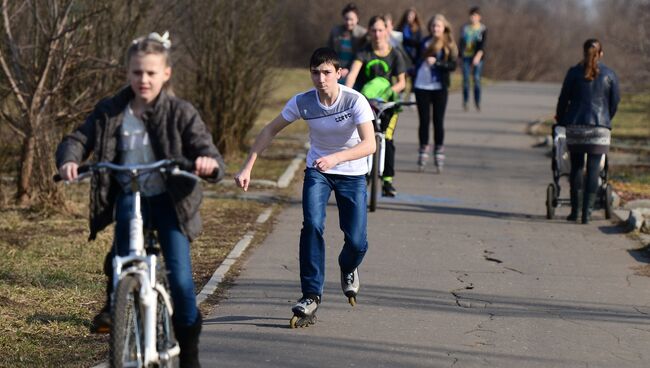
[
  {"left": 65, "top": 160, "right": 198, "bottom": 366},
  {"left": 112, "top": 187, "right": 179, "bottom": 366}
]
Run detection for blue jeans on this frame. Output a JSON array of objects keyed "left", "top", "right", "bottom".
[
  {"left": 462, "top": 57, "right": 483, "bottom": 106},
  {"left": 113, "top": 192, "right": 199, "bottom": 326},
  {"left": 300, "top": 169, "right": 368, "bottom": 297}
]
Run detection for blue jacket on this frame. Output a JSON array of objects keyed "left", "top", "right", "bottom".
[{"left": 556, "top": 62, "right": 620, "bottom": 129}]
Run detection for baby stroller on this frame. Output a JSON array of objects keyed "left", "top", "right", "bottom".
[{"left": 545, "top": 124, "right": 613, "bottom": 220}]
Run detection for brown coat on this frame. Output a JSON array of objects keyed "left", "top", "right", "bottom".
[{"left": 55, "top": 87, "right": 225, "bottom": 241}]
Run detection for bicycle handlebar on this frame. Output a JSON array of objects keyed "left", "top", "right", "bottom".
[
  {"left": 53, "top": 158, "right": 202, "bottom": 183},
  {"left": 368, "top": 99, "right": 416, "bottom": 115}
]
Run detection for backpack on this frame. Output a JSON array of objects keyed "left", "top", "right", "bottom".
[{"left": 360, "top": 76, "right": 397, "bottom": 102}]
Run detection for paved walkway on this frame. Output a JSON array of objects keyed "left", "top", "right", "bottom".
[{"left": 201, "top": 82, "right": 650, "bottom": 367}]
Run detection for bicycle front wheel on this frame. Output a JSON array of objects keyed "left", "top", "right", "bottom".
[{"left": 111, "top": 275, "right": 145, "bottom": 368}]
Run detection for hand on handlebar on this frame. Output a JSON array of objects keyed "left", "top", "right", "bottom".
[
  {"left": 194, "top": 156, "right": 218, "bottom": 177},
  {"left": 59, "top": 162, "right": 79, "bottom": 181}
]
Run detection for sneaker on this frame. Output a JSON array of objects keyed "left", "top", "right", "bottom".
[
  {"left": 382, "top": 181, "right": 397, "bottom": 197},
  {"left": 463, "top": 102, "right": 469, "bottom": 111},
  {"left": 90, "top": 304, "right": 111, "bottom": 334},
  {"left": 291, "top": 295, "right": 320, "bottom": 317},
  {"left": 475, "top": 103, "right": 481, "bottom": 112}
]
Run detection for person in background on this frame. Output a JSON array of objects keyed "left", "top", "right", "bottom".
[
  {"left": 328, "top": 2, "right": 367, "bottom": 84},
  {"left": 385, "top": 13, "right": 411, "bottom": 78},
  {"left": 556, "top": 39, "right": 620, "bottom": 224},
  {"left": 345, "top": 15, "right": 407, "bottom": 197},
  {"left": 396, "top": 7, "right": 422, "bottom": 69},
  {"left": 458, "top": 6, "right": 487, "bottom": 111},
  {"left": 413, "top": 14, "right": 458, "bottom": 173}
]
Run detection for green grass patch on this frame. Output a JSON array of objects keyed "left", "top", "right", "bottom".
[
  {"left": 613, "top": 93, "right": 650, "bottom": 138},
  {"left": 533, "top": 92, "right": 650, "bottom": 141}
]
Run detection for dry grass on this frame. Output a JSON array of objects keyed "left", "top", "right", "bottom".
[{"left": 0, "top": 68, "right": 311, "bottom": 367}]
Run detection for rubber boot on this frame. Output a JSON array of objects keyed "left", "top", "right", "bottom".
[
  {"left": 91, "top": 252, "right": 113, "bottom": 334},
  {"left": 581, "top": 193, "right": 596, "bottom": 224},
  {"left": 566, "top": 190, "right": 582, "bottom": 222},
  {"left": 175, "top": 314, "right": 202, "bottom": 368}
]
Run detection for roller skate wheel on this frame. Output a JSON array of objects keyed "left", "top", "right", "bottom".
[
  {"left": 289, "top": 314, "right": 317, "bottom": 328},
  {"left": 348, "top": 296, "right": 357, "bottom": 306},
  {"left": 289, "top": 315, "right": 299, "bottom": 329}
]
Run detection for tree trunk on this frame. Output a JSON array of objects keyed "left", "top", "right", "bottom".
[{"left": 16, "top": 134, "right": 34, "bottom": 205}]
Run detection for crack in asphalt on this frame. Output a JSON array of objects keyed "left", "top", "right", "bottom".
[{"left": 548, "top": 310, "right": 644, "bottom": 362}]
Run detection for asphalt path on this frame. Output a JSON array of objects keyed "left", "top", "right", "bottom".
[{"left": 201, "top": 82, "right": 650, "bottom": 367}]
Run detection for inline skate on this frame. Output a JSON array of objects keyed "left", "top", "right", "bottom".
[
  {"left": 417, "top": 145, "right": 431, "bottom": 172},
  {"left": 341, "top": 268, "right": 360, "bottom": 306},
  {"left": 289, "top": 294, "right": 320, "bottom": 328},
  {"left": 434, "top": 146, "right": 445, "bottom": 174}
]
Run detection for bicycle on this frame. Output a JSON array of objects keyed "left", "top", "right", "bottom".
[
  {"left": 366, "top": 99, "right": 415, "bottom": 212},
  {"left": 55, "top": 159, "right": 202, "bottom": 368}
]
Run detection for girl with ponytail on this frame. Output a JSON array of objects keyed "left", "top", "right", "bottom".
[{"left": 555, "top": 38, "right": 620, "bottom": 224}]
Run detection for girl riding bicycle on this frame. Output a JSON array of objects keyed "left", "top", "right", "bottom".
[{"left": 55, "top": 32, "right": 224, "bottom": 367}]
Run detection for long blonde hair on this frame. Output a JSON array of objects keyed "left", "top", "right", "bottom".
[{"left": 423, "top": 14, "right": 457, "bottom": 60}]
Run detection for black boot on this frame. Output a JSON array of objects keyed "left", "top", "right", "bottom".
[
  {"left": 175, "top": 314, "right": 202, "bottom": 368},
  {"left": 566, "top": 190, "right": 582, "bottom": 221},
  {"left": 581, "top": 193, "right": 596, "bottom": 224},
  {"left": 91, "top": 252, "right": 113, "bottom": 334}
]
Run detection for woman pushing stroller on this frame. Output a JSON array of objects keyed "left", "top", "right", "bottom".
[{"left": 555, "top": 39, "right": 620, "bottom": 224}]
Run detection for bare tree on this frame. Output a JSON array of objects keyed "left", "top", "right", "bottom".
[
  {"left": 0, "top": 1, "right": 151, "bottom": 206},
  {"left": 179, "top": 0, "right": 282, "bottom": 155}
]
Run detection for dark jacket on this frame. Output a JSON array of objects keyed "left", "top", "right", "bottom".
[
  {"left": 556, "top": 62, "right": 620, "bottom": 129},
  {"left": 414, "top": 36, "right": 458, "bottom": 89},
  {"left": 55, "top": 87, "right": 225, "bottom": 241}
]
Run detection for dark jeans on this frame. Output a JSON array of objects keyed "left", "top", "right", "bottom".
[
  {"left": 299, "top": 169, "right": 368, "bottom": 297},
  {"left": 414, "top": 88, "right": 449, "bottom": 149},
  {"left": 569, "top": 153, "right": 602, "bottom": 195},
  {"left": 113, "top": 192, "right": 199, "bottom": 326},
  {"left": 462, "top": 57, "right": 483, "bottom": 106}
]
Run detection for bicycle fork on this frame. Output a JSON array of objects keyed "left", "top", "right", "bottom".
[{"left": 112, "top": 190, "right": 179, "bottom": 366}]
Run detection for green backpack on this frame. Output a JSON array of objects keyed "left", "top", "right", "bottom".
[{"left": 360, "top": 76, "right": 397, "bottom": 102}]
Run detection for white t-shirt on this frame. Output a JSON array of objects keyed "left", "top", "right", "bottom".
[{"left": 281, "top": 85, "right": 374, "bottom": 175}]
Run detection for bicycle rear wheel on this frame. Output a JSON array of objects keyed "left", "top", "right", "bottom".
[
  {"left": 111, "top": 275, "right": 145, "bottom": 368},
  {"left": 368, "top": 135, "right": 381, "bottom": 212}
]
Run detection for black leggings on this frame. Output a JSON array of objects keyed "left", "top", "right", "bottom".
[
  {"left": 569, "top": 152, "right": 602, "bottom": 195},
  {"left": 415, "top": 88, "right": 448, "bottom": 148}
]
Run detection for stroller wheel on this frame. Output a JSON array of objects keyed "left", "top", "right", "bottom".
[
  {"left": 546, "top": 183, "right": 556, "bottom": 219},
  {"left": 604, "top": 184, "right": 613, "bottom": 219}
]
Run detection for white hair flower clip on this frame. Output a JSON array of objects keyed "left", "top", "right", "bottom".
[
  {"left": 132, "top": 31, "right": 172, "bottom": 49},
  {"left": 148, "top": 31, "right": 171, "bottom": 49}
]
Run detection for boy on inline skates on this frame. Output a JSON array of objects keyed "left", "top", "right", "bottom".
[{"left": 234, "top": 47, "right": 375, "bottom": 327}]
